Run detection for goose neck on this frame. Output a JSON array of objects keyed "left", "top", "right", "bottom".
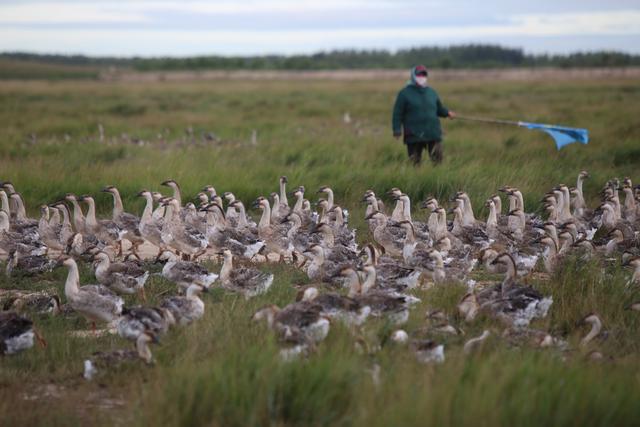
[
  {"left": 64, "top": 260, "right": 81, "bottom": 297},
  {"left": 581, "top": 318, "right": 602, "bottom": 347}
]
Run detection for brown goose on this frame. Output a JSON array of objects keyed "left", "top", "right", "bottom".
[{"left": 218, "top": 249, "right": 274, "bottom": 298}]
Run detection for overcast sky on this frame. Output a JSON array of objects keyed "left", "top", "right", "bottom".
[{"left": 1, "top": 0, "right": 639, "bottom": 57}]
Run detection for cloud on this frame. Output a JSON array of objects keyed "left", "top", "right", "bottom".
[{"left": 0, "top": 3, "right": 638, "bottom": 55}]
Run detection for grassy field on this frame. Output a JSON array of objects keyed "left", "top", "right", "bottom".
[{"left": 1, "top": 75, "right": 640, "bottom": 426}]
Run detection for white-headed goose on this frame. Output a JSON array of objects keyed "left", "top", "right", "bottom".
[{"left": 59, "top": 256, "right": 124, "bottom": 329}]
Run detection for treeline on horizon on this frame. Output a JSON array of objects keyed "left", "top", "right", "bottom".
[{"left": 2, "top": 45, "right": 640, "bottom": 75}]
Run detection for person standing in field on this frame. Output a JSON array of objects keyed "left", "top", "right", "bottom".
[{"left": 392, "top": 65, "right": 455, "bottom": 166}]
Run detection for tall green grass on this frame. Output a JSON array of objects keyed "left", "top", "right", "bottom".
[{"left": 1, "top": 77, "right": 639, "bottom": 426}]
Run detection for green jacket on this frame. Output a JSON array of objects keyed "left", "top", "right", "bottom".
[{"left": 392, "top": 82, "right": 449, "bottom": 144}]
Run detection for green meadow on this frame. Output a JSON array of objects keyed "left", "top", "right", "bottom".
[{"left": 1, "top": 75, "right": 639, "bottom": 426}]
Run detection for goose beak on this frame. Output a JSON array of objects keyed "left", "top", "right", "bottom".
[{"left": 101, "top": 187, "right": 111, "bottom": 193}]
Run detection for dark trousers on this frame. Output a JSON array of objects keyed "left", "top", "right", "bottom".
[{"left": 406, "top": 140, "right": 442, "bottom": 165}]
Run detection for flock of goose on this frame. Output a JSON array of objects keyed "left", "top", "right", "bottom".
[{"left": 1, "top": 172, "right": 639, "bottom": 375}]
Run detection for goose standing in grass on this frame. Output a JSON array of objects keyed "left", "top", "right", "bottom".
[
  {"left": 218, "top": 249, "right": 274, "bottom": 298},
  {"left": 59, "top": 256, "right": 124, "bottom": 330},
  {"left": 78, "top": 195, "right": 123, "bottom": 252},
  {"left": 360, "top": 243, "right": 421, "bottom": 289},
  {"left": 161, "top": 179, "right": 183, "bottom": 207},
  {"left": 253, "top": 196, "right": 293, "bottom": 261},
  {"left": 338, "top": 266, "right": 412, "bottom": 325},
  {"left": 102, "top": 185, "right": 144, "bottom": 256},
  {"left": 160, "top": 283, "right": 208, "bottom": 325},
  {"left": 365, "top": 211, "right": 404, "bottom": 258},
  {"left": 155, "top": 250, "right": 218, "bottom": 290},
  {"left": 0, "top": 311, "right": 46, "bottom": 355},
  {"left": 137, "top": 190, "right": 166, "bottom": 255},
  {"left": 161, "top": 198, "right": 208, "bottom": 259},
  {"left": 62, "top": 193, "right": 87, "bottom": 234},
  {"left": 297, "top": 286, "right": 370, "bottom": 326},
  {"left": 93, "top": 251, "right": 149, "bottom": 300},
  {"left": 6, "top": 249, "right": 56, "bottom": 277},
  {"left": 3, "top": 292, "right": 61, "bottom": 316},
  {"left": 37, "top": 205, "right": 69, "bottom": 253},
  {"left": 252, "top": 302, "right": 330, "bottom": 345},
  {"left": 83, "top": 331, "right": 159, "bottom": 380},
  {"left": 117, "top": 306, "right": 175, "bottom": 341}
]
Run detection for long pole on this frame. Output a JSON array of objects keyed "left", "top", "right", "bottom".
[{"left": 455, "top": 115, "right": 524, "bottom": 127}]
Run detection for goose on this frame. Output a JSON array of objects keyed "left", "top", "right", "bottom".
[
  {"left": 579, "top": 313, "right": 603, "bottom": 348},
  {"left": 622, "top": 256, "right": 640, "bottom": 286},
  {"left": 8, "top": 192, "right": 38, "bottom": 229},
  {"left": 102, "top": 185, "right": 144, "bottom": 255},
  {"left": 160, "top": 198, "right": 208, "bottom": 259},
  {"left": 83, "top": 331, "right": 158, "bottom": 380},
  {"left": 160, "top": 283, "right": 207, "bottom": 325},
  {"left": 311, "top": 222, "right": 358, "bottom": 263},
  {"left": 218, "top": 249, "right": 274, "bottom": 298},
  {"left": 0, "top": 211, "right": 44, "bottom": 256},
  {"left": 93, "top": 251, "right": 149, "bottom": 300},
  {"left": 253, "top": 196, "right": 293, "bottom": 261},
  {"left": 604, "top": 227, "right": 638, "bottom": 256},
  {"left": 297, "top": 286, "right": 370, "bottom": 326},
  {"left": 59, "top": 256, "right": 124, "bottom": 329},
  {"left": 64, "top": 193, "right": 87, "bottom": 233},
  {"left": 6, "top": 249, "right": 56, "bottom": 277},
  {"left": 360, "top": 243, "right": 421, "bottom": 289},
  {"left": 3, "top": 292, "right": 61, "bottom": 316},
  {"left": 538, "top": 236, "right": 559, "bottom": 273},
  {"left": 463, "top": 330, "right": 490, "bottom": 354},
  {"left": 409, "top": 339, "right": 445, "bottom": 364},
  {"left": 161, "top": 179, "right": 182, "bottom": 207},
  {"left": 78, "top": 195, "right": 123, "bottom": 250},
  {"left": 0, "top": 311, "right": 46, "bottom": 355},
  {"left": 0, "top": 182, "right": 18, "bottom": 215},
  {"left": 338, "top": 266, "right": 412, "bottom": 325},
  {"left": 365, "top": 211, "right": 404, "bottom": 257},
  {"left": 279, "top": 176, "right": 289, "bottom": 208},
  {"left": 38, "top": 205, "right": 72, "bottom": 253},
  {"left": 485, "top": 253, "right": 553, "bottom": 327},
  {"left": 199, "top": 202, "right": 264, "bottom": 259},
  {"left": 117, "top": 306, "right": 175, "bottom": 341},
  {"left": 302, "top": 244, "right": 343, "bottom": 283},
  {"left": 48, "top": 205, "right": 61, "bottom": 226},
  {"left": 502, "top": 327, "right": 563, "bottom": 349},
  {"left": 317, "top": 185, "right": 335, "bottom": 210},
  {"left": 155, "top": 250, "right": 218, "bottom": 290},
  {"left": 228, "top": 199, "right": 257, "bottom": 231},
  {"left": 455, "top": 191, "right": 477, "bottom": 227},
  {"left": 387, "top": 188, "right": 405, "bottom": 221},
  {"left": 252, "top": 302, "right": 330, "bottom": 345},
  {"left": 137, "top": 190, "right": 166, "bottom": 255}
]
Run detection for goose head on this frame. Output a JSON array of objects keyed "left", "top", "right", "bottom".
[
  {"left": 302, "top": 244, "right": 324, "bottom": 260},
  {"left": 136, "top": 189, "right": 151, "bottom": 198},
  {"left": 477, "top": 247, "right": 498, "bottom": 263},
  {"left": 0, "top": 181, "right": 15, "bottom": 193},
  {"left": 92, "top": 251, "right": 111, "bottom": 264},
  {"left": 252, "top": 196, "right": 269, "bottom": 210},
  {"left": 223, "top": 192, "right": 235, "bottom": 203},
  {"left": 64, "top": 193, "right": 78, "bottom": 202},
  {"left": 279, "top": 176, "right": 288, "bottom": 184},
  {"left": 364, "top": 211, "right": 385, "bottom": 222},
  {"left": 578, "top": 170, "right": 590, "bottom": 180},
  {"left": 216, "top": 248, "right": 233, "bottom": 262},
  {"left": 289, "top": 186, "right": 305, "bottom": 198},
  {"left": 252, "top": 305, "right": 280, "bottom": 327},
  {"left": 161, "top": 179, "right": 180, "bottom": 190},
  {"left": 151, "top": 192, "right": 164, "bottom": 202},
  {"left": 316, "top": 199, "right": 329, "bottom": 210},
  {"left": 202, "top": 185, "right": 216, "bottom": 196},
  {"left": 101, "top": 185, "right": 118, "bottom": 195},
  {"left": 390, "top": 329, "right": 409, "bottom": 344},
  {"left": 317, "top": 185, "right": 331, "bottom": 194},
  {"left": 196, "top": 192, "right": 209, "bottom": 205}
]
